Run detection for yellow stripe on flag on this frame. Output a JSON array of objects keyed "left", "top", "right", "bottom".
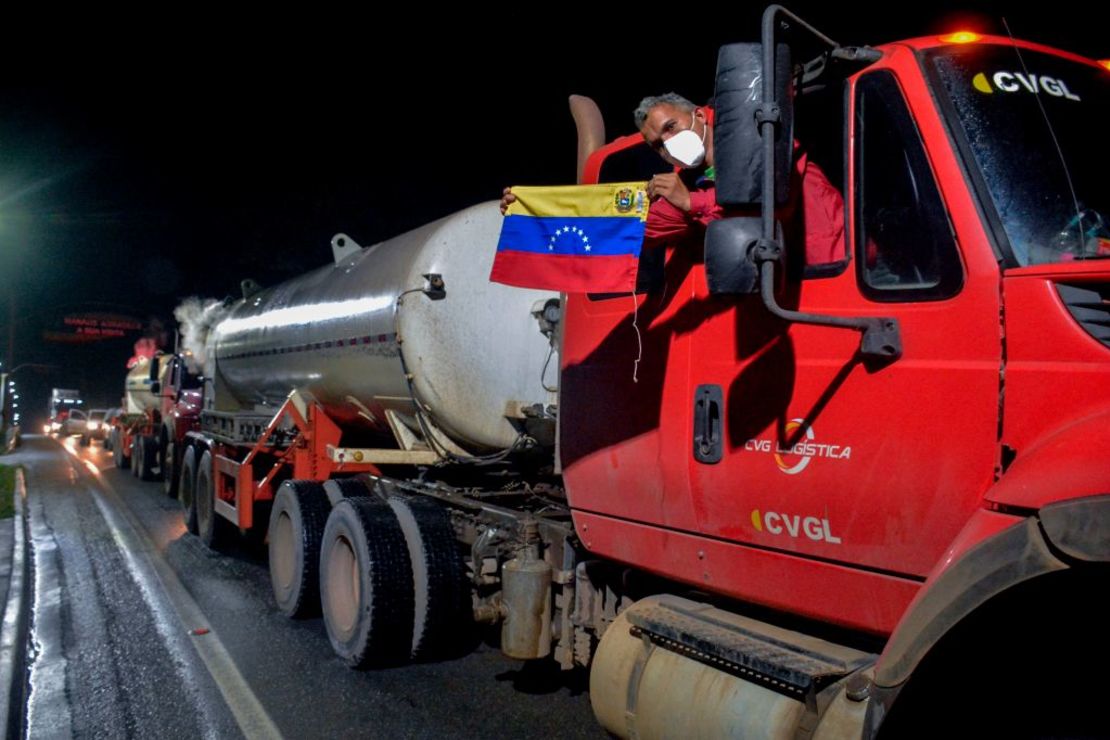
[{"left": 506, "top": 183, "right": 650, "bottom": 221}]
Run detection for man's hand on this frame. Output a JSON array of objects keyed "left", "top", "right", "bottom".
[
  {"left": 647, "top": 174, "right": 691, "bottom": 212},
  {"left": 500, "top": 187, "right": 516, "bottom": 215}
]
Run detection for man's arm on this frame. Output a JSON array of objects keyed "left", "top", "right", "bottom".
[{"left": 644, "top": 197, "right": 694, "bottom": 245}]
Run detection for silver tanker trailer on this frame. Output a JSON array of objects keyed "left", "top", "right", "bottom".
[{"left": 178, "top": 201, "right": 574, "bottom": 673}]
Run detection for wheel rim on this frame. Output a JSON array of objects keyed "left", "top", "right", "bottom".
[
  {"left": 326, "top": 534, "right": 360, "bottom": 639},
  {"left": 271, "top": 511, "right": 295, "bottom": 593}
]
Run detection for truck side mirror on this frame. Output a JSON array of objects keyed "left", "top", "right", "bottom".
[
  {"left": 150, "top": 381, "right": 161, "bottom": 395},
  {"left": 705, "top": 217, "right": 783, "bottom": 295},
  {"left": 706, "top": 218, "right": 759, "bottom": 294},
  {"left": 713, "top": 42, "right": 794, "bottom": 207}
]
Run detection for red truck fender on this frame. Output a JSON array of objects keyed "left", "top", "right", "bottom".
[{"left": 863, "top": 494, "right": 1110, "bottom": 736}]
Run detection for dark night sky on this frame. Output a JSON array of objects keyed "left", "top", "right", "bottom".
[{"left": 1, "top": 4, "right": 1103, "bottom": 417}]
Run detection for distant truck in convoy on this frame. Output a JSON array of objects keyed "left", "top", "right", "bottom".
[
  {"left": 110, "top": 352, "right": 201, "bottom": 495},
  {"left": 161, "top": 8, "right": 1108, "bottom": 738}
]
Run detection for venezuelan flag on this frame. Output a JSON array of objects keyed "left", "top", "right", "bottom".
[{"left": 491, "top": 183, "right": 650, "bottom": 293}]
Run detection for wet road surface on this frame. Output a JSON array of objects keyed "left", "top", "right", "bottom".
[{"left": 13, "top": 435, "right": 600, "bottom": 738}]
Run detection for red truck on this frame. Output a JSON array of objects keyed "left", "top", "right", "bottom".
[
  {"left": 111, "top": 352, "right": 202, "bottom": 496},
  {"left": 170, "top": 8, "right": 1108, "bottom": 737}
]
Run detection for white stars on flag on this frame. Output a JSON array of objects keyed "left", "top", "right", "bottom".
[{"left": 547, "top": 225, "right": 592, "bottom": 253}]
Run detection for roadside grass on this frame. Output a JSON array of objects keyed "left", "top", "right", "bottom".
[{"left": 0, "top": 464, "right": 16, "bottom": 519}]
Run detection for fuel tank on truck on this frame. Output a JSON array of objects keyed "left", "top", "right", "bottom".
[{"left": 209, "top": 202, "right": 559, "bottom": 453}]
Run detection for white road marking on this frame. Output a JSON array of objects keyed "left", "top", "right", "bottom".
[{"left": 63, "top": 443, "right": 283, "bottom": 739}]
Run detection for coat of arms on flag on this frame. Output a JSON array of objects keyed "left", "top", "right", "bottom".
[{"left": 490, "top": 183, "right": 650, "bottom": 293}]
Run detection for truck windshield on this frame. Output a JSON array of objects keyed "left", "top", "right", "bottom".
[{"left": 927, "top": 45, "right": 1110, "bottom": 266}]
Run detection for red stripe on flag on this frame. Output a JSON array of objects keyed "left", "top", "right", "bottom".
[{"left": 490, "top": 251, "right": 639, "bottom": 293}]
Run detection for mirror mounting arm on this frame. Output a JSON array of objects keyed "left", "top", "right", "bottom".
[{"left": 753, "top": 257, "right": 902, "bottom": 364}]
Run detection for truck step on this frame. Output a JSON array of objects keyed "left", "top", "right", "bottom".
[{"left": 625, "top": 595, "right": 875, "bottom": 702}]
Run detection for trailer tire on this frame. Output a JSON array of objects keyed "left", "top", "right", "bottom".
[
  {"left": 388, "top": 497, "right": 469, "bottom": 660},
  {"left": 162, "top": 435, "right": 178, "bottom": 498},
  {"left": 112, "top": 430, "right": 126, "bottom": 468},
  {"left": 320, "top": 498, "right": 414, "bottom": 668},
  {"left": 139, "top": 435, "right": 160, "bottom": 481},
  {"left": 180, "top": 446, "right": 199, "bottom": 535},
  {"left": 131, "top": 435, "right": 141, "bottom": 477},
  {"left": 268, "top": 481, "right": 330, "bottom": 618},
  {"left": 196, "top": 450, "right": 229, "bottom": 549}
]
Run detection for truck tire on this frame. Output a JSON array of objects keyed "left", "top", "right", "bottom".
[
  {"left": 139, "top": 435, "right": 160, "bottom": 482},
  {"left": 268, "top": 481, "right": 330, "bottom": 618},
  {"left": 162, "top": 436, "right": 178, "bottom": 498},
  {"left": 196, "top": 450, "right": 229, "bottom": 549},
  {"left": 388, "top": 497, "right": 469, "bottom": 660},
  {"left": 131, "top": 435, "right": 141, "bottom": 477},
  {"left": 320, "top": 498, "right": 414, "bottom": 668},
  {"left": 180, "top": 446, "right": 199, "bottom": 535},
  {"left": 112, "top": 430, "right": 126, "bottom": 468}
]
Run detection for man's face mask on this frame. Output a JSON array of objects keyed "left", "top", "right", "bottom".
[{"left": 662, "top": 111, "right": 706, "bottom": 168}]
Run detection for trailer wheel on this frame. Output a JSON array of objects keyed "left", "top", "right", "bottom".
[
  {"left": 131, "top": 435, "right": 141, "bottom": 477},
  {"left": 195, "top": 450, "right": 229, "bottom": 549},
  {"left": 180, "top": 446, "right": 199, "bottom": 535},
  {"left": 112, "top": 430, "right": 126, "bottom": 468},
  {"left": 388, "top": 497, "right": 469, "bottom": 660},
  {"left": 320, "top": 498, "right": 414, "bottom": 668},
  {"left": 269, "top": 481, "right": 330, "bottom": 618},
  {"left": 162, "top": 436, "right": 178, "bottom": 498},
  {"left": 138, "top": 435, "right": 160, "bottom": 482}
]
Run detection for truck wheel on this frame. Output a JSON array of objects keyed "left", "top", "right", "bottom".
[
  {"left": 162, "top": 438, "right": 178, "bottom": 498},
  {"left": 196, "top": 450, "right": 229, "bottom": 549},
  {"left": 112, "top": 430, "right": 126, "bottom": 468},
  {"left": 269, "top": 481, "right": 330, "bottom": 618},
  {"left": 320, "top": 498, "right": 414, "bottom": 668},
  {"left": 180, "top": 446, "right": 199, "bottom": 535},
  {"left": 388, "top": 497, "right": 469, "bottom": 660},
  {"left": 139, "top": 435, "right": 160, "bottom": 481},
  {"left": 131, "top": 436, "right": 141, "bottom": 477}
]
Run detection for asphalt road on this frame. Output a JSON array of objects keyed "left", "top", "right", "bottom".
[{"left": 14, "top": 435, "right": 600, "bottom": 738}]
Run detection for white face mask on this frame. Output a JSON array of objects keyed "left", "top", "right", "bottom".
[{"left": 662, "top": 113, "right": 706, "bottom": 168}]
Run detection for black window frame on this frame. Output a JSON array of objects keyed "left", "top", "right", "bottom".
[{"left": 854, "top": 70, "right": 964, "bottom": 303}]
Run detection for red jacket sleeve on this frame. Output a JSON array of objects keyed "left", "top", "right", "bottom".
[
  {"left": 643, "top": 197, "right": 692, "bottom": 245},
  {"left": 643, "top": 185, "right": 722, "bottom": 247}
]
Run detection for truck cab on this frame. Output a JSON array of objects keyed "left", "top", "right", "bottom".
[{"left": 563, "top": 21, "right": 1109, "bottom": 737}]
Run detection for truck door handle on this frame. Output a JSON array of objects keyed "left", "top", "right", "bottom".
[{"left": 693, "top": 385, "right": 723, "bottom": 464}]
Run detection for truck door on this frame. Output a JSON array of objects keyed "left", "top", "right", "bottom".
[{"left": 690, "top": 59, "right": 1004, "bottom": 599}]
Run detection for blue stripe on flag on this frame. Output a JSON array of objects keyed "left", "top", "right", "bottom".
[{"left": 497, "top": 215, "right": 645, "bottom": 257}]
